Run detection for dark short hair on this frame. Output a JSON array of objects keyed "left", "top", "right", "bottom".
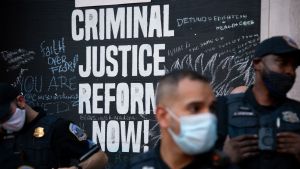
[{"left": 155, "top": 70, "right": 209, "bottom": 105}]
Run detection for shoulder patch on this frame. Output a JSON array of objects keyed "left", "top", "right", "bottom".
[
  {"left": 282, "top": 111, "right": 300, "bottom": 123},
  {"left": 69, "top": 123, "right": 87, "bottom": 141}
]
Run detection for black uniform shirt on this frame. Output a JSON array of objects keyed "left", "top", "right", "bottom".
[
  {"left": 0, "top": 108, "right": 96, "bottom": 168},
  {"left": 216, "top": 86, "right": 300, "bottom": 169},
  {"left": 114, "top": 142, "right": 225, "bottom": 169},
  {"left": 51, "top": 118, "right": 95, "bottom": 166}
]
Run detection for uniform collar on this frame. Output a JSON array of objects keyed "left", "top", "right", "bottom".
[
  {"left": 245, "top": 85, "right": 279, "bottom": 113},
  {"left": 19, "top": 107, "right": 46, "bottom": 133},
  {"left": 155, "top": 141, "right": 213, "bottom": 169}
]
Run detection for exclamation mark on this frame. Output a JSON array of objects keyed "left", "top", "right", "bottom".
[{"left": 143, "top": 120, "right": 149, "bottom": 152}]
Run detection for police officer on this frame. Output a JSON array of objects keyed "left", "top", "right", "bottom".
[
  {"left": 0, "top": 83, "right": 108, "bottom": 169},
  {"left": 116, "top": 70, "right": 229, "bottom": 169},
  {"left": 216, "top": 36, "right": 300, "bottom": 169}
]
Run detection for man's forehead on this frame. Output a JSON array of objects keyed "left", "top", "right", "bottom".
[
  {"left": 184, "top": 96, "right": 215, "bottom": 105},
  {"left": 177, "top": 79, "right": 214, "bottom": 100},
  {"left": 178, "top": 78, "right": 211, "bottom": 90},
  {"left": 178, "top": 77, "right": 208, "bottom": 86},
  {"left": 264, "top": 54, "right": 296, "bottom": 61}
]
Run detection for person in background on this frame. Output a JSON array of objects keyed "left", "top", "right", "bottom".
[
  {"left": 115, "top": 70, "right": 229, "bottom": 169},
  {"left": 0, "top": 83, "right": 108, "bottom": 169},
  {"left": 230, "top": 86, "right": 248, "bottom": 94},
  {"left": 216, "top": 36, "right": 300, "bottom": 169}
]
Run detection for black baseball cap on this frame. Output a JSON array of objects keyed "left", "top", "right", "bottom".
[
  {"left": 254, "top": 36, "right": 300, "bottom": 66},
  {"left": 0, "top": 83, "right": 21, "bottom": 122}
]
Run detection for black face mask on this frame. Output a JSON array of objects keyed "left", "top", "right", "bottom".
[{"left": 262, "top": 65, "right": 295, "bottom": 99}]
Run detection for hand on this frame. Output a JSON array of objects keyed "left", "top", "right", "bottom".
[
  {"left": 223, "top": 135, "right": 258, "bottom": 163},
  {"left": 277, "top": 132, "right": 300, "bottom": 161}
]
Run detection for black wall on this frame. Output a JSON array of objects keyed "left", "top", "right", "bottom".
[{"left": 0, "top": 0, "right": 260, "bottom": 167}]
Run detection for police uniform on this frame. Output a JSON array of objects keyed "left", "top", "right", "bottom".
[
  {"left": 216, "top": 86, "right": 300, "bottom": 169},
  {"left": 114, "top": 142, "right": 228, "bottom": 169},
  {"left": 0, "top": 107, "right": 98, "bottom": 169}
]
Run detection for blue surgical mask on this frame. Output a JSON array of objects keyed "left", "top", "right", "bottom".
[{"left": 167, "top": 108, "right": 217, "bottom": 155}]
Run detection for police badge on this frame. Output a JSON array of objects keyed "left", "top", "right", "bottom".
[{"left": 33, "top": 127, "right": 45, "bottom": 138}]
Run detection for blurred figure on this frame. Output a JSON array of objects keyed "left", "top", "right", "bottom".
[
  {"left": 116, "top": 70, "right": 229, "bottom": 169},
  {"left": 216, "top": 36, "right": 300, "bottom": 169},
  {"left": 230, "top": 86, "right": 248, "bottom": 94},
  {"left": 0, "top": 83, "right": 108, "bottom": 169}
]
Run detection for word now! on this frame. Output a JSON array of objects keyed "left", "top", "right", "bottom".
[{"left": 93, "top": 120, "right": 149, "bottom": 153}]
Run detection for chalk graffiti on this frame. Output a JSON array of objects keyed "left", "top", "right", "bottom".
[
  {"left": 1, "top": 49, "right": 35, "bottom": 71},
  {"left": 40, "top": 37, "right": 79, "bottom": 74}
]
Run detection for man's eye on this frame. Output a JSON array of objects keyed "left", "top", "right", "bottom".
[
  {"left": 191, "top": 106, "right": 200, "bottom": 113},
  {"left": 276, "top": 59, "right": 288, "bottom": 66}
]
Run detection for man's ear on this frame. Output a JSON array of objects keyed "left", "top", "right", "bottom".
[
  {"left": 155, "top": 106, "right": 169, "bottom": 129},
  {"left": 16, "top": 95, "right": 26, "bottom": 108},
  {"left": 252, "top": 58, "right": 262, "bottom": 71}
]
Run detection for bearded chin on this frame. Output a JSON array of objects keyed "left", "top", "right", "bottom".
[{"left": 262, "top": 69, "right": 295, "bottom": 100}]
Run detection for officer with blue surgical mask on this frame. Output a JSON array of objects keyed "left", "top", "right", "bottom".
[
  {"left": 0, "top": 83, "right": 108, "bottom": 169},
  {"left": 116, "top": 70, "right": 229, "bottom": 169}
]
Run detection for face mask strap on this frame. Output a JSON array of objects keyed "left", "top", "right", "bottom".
[
  {"left": 15, "top": 95, "right": 26, "bottom": 110},
  {"left": 165, "top": 107, "right": 180, "bottom": 121},
  {"left": 165, "top": 107, "right": 182, "bottom": 134}
]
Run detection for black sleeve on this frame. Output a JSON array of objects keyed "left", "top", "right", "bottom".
[
  {"left": 51, "top": 119, "right": 96, "bottom": 163},
  {"left": 215, "top": 96, "right": 228, "bottom": 150},
  {"left": 113, "top": 162, "right": 129, "bottom": 169}
]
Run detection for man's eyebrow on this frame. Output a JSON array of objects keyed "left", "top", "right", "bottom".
[
  {"left": 186, "top": 101, "right": 204, "bottom": 109},
  {"left": 275, "top": 57, "right": 284, "bottom": 61}
]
